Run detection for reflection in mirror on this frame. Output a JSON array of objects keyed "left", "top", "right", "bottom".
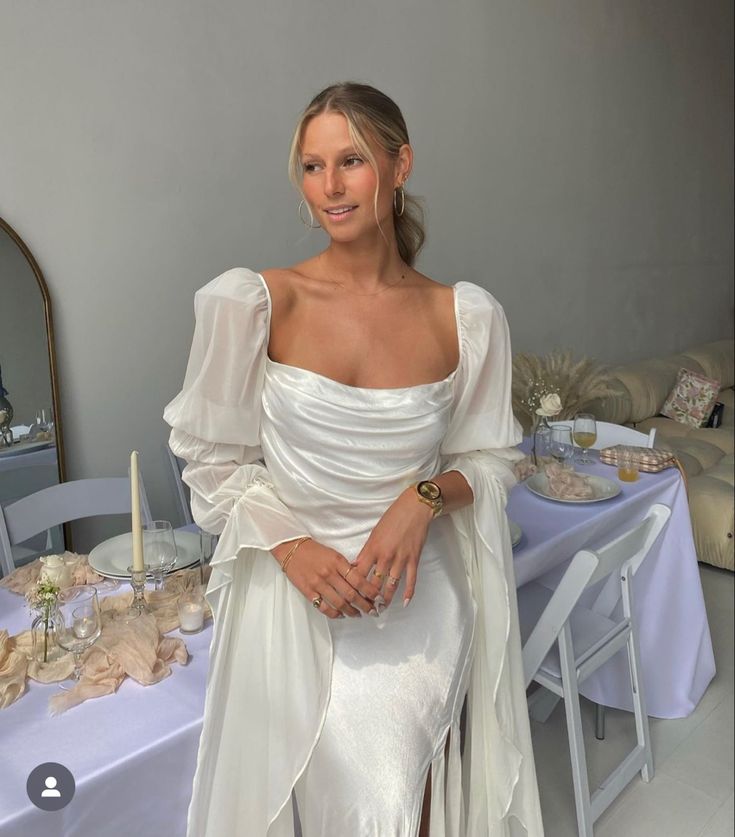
[{"left": 0, "top": 218, "right": 66, "bottom": 572}]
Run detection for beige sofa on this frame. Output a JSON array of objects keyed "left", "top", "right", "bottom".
[{"left": 591, "top": 339, "right": 734, "bottom": 571}]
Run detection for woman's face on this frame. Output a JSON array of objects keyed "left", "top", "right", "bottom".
[{"left": 300, "top": 111, "right": 410, "bottom": 241}]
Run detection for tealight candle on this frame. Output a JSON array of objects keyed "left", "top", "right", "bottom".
[
  {"left": 178, "top": 600, "right": 204, "bottom": 634},
  {"left": 73, "top": 616, "right": 95, "bottom": 639}
]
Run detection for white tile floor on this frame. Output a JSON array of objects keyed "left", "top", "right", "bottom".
[{"left": 532, "top": 564, "right": 734, "bottom": 837}]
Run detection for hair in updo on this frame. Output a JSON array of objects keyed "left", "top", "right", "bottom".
[{"left": 288, "top": 82, "right": 426, "bottom": 267}]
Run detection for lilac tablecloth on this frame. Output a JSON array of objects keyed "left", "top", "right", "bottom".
[
  {"left": 507, "top": 456, "right": 715, "bottom": 719},
  {"left": 0, "top": 469, "right": 716, "bottom": 836}
]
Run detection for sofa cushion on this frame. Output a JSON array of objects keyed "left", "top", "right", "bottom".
[
  {"left": 660, "top": 437, "right": 727, "bottom": 472},
  {"left": 614, "top": 355, "right": 705, "bottom": 423},
  {"left": 635, "top": 417, "right": 734, "bottom": 455},
  {"left": 688, "top": 471, "right": 735, "bottom": 571},
  {"left": 682, "top": 340, "right": 735, "bottom": 389}
]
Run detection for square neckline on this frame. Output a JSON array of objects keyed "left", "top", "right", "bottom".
[{"left": 256, "top": 271, "right": 462, "bottom": 393}]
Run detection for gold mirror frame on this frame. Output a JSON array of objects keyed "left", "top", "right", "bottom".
[{"left": 0, "top": 216, "right": 67, "bottom": 487}]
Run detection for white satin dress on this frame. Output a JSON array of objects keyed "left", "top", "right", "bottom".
[
  {"left": 164, "top": 268, "right": 544, "bottom": 837},
  {"left": 262, "top": 359, "right": 475, "bottom": 835}
]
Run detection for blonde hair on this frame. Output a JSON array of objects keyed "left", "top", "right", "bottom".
[{"left": 288, "top": 82, "right": 426, "bottom": 267}]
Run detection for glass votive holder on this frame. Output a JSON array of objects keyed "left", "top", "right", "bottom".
[
  {"left": 178, "top": 587, "right": 205, "bottom": 634},
  {"left": 617, "top": 447, "right": 640, "bottom": 482}
]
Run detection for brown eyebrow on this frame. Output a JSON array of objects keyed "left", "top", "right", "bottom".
[{"left": 301, "top": 147, "right": 359, "bottom": 161}]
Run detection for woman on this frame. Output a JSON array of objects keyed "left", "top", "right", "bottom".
[{"left": 165, "top": 82, "right": 543, "bottom": 837}]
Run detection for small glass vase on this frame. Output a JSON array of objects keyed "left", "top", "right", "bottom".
[
  {"left": 30, "top": 607, "right": 63, "bottom": 664},
  {"left": 532, "top": 415, "right": 552, "bottom": 467}
]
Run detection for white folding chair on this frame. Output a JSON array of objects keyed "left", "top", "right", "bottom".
[
  {"left": 165, "top": 444, "right": 193, "bottom": 527},
  {"left": 550, "top": 420, "right": 656, "bottom": 449},
  {"left": 0, "top": 477, "right": 152, "bottom": 577},
  {"left": 519, "top": 503, "right": 671, "bottom": 837}
]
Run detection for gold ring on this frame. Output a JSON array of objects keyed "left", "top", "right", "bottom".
[
  {"left": 387, "top": 576, "right": 400, "bottom": 587},
  {"left": 343, "top": 566, "right": 356, "bottom": 580},
  {"left": 312, "top": 595, "right": 323, "bottom": 609},
  {"left": 373, "top": 570, "right": 385, "bottom": 580}
]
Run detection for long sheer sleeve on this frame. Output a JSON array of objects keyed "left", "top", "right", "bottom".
[
  {"left": 163, "top": 267, "right": 307, "bottom": 546},
  {"left": 440, "top": 283, "right": 544, "bottom": 836},
  {"left": 163, "top": 269, "right": 329, "bottom": 837}
]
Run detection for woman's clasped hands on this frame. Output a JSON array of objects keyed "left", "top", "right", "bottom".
[
  {"left": 275, "top": 538, "right": 382, "bottom": 619},
  {"left": 275, "top": 485, "right": 433, "bottom": 618}
]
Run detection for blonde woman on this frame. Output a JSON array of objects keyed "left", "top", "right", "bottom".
[{"left": 165, "top": 82, "right": 543, "bottom": 837}]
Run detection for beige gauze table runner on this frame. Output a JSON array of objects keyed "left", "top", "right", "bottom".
[{"left": 0, "top": 554, "right": 210, "bottom": 714}]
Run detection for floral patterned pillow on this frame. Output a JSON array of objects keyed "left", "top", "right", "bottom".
[{"left": 661, "top": 368, "right": 721, "bottom": 428}]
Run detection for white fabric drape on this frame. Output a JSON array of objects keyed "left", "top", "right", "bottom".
[{"left": 164, "top": 268, "right": 543, "bottom": 836}]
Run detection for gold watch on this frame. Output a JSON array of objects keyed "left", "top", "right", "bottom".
[{"left": 415, "top": 480, "right": 443, "bottom": 517}]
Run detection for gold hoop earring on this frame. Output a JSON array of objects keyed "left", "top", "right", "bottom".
[
  {"left": 393, "top": 185, "right": 405, "bottom": 217},
  {"left": 298, "top": 199, "right": 321, "bottom": 229}
]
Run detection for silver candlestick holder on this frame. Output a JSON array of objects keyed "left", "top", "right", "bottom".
[{"left": 125, "top": 564, "right": 152, "bottom": 620}]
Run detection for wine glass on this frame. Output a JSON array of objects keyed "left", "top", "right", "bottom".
[
  {"left": 573, "top": 413, "right": 598, "bottom": 464},
  {"left": 55, "top": 585, "right": 102, "bottom": 687},
  {"left": 143, "top": 520, "right": 177, "bottom": 591},
  {"left": 549, "top": 426, "right": 575, "bottom": 470}
]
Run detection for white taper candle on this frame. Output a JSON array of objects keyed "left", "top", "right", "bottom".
[{"left": 130, "top": 450, "right": 144, "bottom": 572}]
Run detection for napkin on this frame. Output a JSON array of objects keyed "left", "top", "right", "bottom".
[
  {"left": 544, "top": 463, "right": 596, "bottom": 500},
  {"left": 0, "top": 552, "right": 102, "bottom": 596},
  {"left": 48, "top": 610, "right": 189, "bottom": 715},
  {"left": 0, "top": 630, "right": 28, "bottom": 708}
]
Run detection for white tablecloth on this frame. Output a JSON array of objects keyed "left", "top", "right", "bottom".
[
  {"left": 508, "top": 457, "right": 715, "bottom": 719},
  {"left": 0, "top": 464, "right": 716, "bottom": 836}
]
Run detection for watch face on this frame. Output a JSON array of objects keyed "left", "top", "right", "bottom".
[{"left": 418, "top": 481, "right": 441, "bottom": 501}]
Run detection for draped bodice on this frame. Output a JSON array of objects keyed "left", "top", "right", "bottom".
[{"left": 260, "top": 359, "right": 455, "bottom": 559}]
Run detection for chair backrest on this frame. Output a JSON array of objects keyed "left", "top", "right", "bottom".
[
  {"left": 165, "top": 444, "right": 193, "bottom": 527},
  {"left": 521, "top": 503, "right": 671, "bottom": 687},
  {"left": 0, "top": 476, "right": 152, "bottom": 576},
  {"left": 549, "top": 420, "right": 655, "bottom": 450}
]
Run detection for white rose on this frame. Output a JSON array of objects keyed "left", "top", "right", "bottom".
[{"left": 536, "top": 393, "right": 562, "bottom": 417}]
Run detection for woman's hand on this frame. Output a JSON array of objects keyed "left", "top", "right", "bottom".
[
  {"left": 272, "top": 538, "right": 382, "bottom": 619},
  {"left": 353, "top": 487, "right": 434, "bottom": 610}
]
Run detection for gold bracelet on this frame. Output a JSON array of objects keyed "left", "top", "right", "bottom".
[{"left": 280, "top": 537, "right": 310, "bottom": 574}]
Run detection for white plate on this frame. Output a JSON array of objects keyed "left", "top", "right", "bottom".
[
  {"left": 525, "top": 472, "right": 621, "bottom": 504},
  {"left": 88, "top": 530, "right": 201, "bottom": 579},
  {"left": 509, "top": 520, "right": 523, "bottom": 548}
]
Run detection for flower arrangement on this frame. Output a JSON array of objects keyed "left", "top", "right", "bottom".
[
  {"left": 512, "top": 349, "right": 617, "bottom": 430},
  {"left": 26, "top": 576, "right": 60, "bottom": 663}
]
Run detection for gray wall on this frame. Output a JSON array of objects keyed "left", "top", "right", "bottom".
[{"left": 1, "top": 1, "right": 732, "bottom": 549}]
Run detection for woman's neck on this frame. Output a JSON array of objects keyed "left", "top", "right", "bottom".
[{"left": 318, "top": 239, "right": 406, "bottom": 291}]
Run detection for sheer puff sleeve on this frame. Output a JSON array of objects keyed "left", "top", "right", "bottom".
[
  {"left": 164, "top": 269, "right": 329, "bottom": 837},
  {"left": 440, "top": 283, "right": 544, "bottom": 836},
  {"left": 163, "top": 267, "right": 307, "bottom": 542}
]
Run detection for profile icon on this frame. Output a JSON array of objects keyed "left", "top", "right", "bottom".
[
  {"left": 27, "top": 762, "right": 75, "bottom": 810},
  {"left": 41, "top": 776, "right": 61, "bottom": 798}
]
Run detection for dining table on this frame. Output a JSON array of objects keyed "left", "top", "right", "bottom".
[{"left": 0, "top": 456, "right": 716, "bottom": 837}]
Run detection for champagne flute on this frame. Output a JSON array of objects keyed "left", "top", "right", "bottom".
[
  {"left": 549, "top": 426, "right": 575, "bottom": 470},
  {"left": 143, "top": 520, "right": 177, "bottom": 591},
  {"left": 573, "top": 413, "right": 597, "bottom": 464},
  {"left": 55, "top": 585, "right": 102, "bottom": 687}
]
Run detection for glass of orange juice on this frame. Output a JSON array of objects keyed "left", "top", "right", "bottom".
[
  {"left": 573, "top": 413, "right": 597, "bottom": 464},
  {"left": 617, "top": 447, "right": 639, "bottom": 482}
]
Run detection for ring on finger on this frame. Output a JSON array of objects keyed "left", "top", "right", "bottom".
[
  {"left": 387, "top": 575, "right": 400, "bottom": 587},
  {"left": 343, "top": 566, "right": 356, "bottom": 581},
  {"left": 312, "top": 595, "right": 323, "bottom": 609},
  {"left": 373, "top": 570, "right": 385, "bottom": 580}
]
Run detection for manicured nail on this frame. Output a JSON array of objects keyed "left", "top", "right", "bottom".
[
  {"left": 403, "top": 598, "right": 411, "bottom": 608},
  {"left": 369, "top": 608, "right": 378, "bottom": 616}
]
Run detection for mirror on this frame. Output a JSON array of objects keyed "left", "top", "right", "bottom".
[{"left": 0, "top": 216, "right": 67, "bottom": 562}]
